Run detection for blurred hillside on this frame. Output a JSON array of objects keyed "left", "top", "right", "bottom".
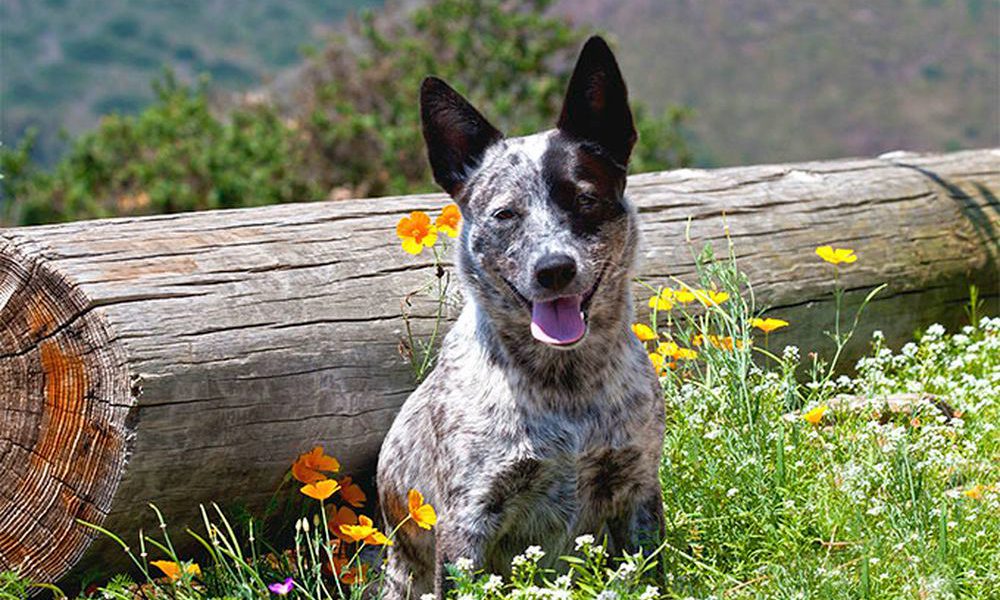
[
  {"left": 2, "top": 0, "right": 996, "bottom": 175},
  {"left": 556, "top": 0, "right": 999, "bottom": 165},
  {"left": 1, "top": 0, "right": 380, "bottom": 165},
  {"left": 2, "top": 0, "right": 695, "bottom": 226}
]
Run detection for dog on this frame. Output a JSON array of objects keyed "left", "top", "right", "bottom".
[{"left": 377, "top": 36, "right": 665, "bottom": 597}]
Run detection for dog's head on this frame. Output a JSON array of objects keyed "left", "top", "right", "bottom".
[{"left": 421, "top": 36, "right": 639, "bottom": 351}]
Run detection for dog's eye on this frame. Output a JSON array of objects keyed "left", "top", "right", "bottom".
[
  {"left": 576, "top": 193, "right": 599, "bottom": 210},
  {"left": 492, "top": 207, "right": 517, "bottom": 221}
]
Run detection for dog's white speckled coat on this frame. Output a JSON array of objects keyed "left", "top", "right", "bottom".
[{"left": 377, "top": 36, "right": 665, "bottom": 598}]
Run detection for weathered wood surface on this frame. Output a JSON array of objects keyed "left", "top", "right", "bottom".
[{"left": 0, "top": 149, "right": 997, "bottom": 584}]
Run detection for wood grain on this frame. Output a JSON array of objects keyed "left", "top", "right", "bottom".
[{"left": 0, "top": 149, "right": 997, "bottom": 585}]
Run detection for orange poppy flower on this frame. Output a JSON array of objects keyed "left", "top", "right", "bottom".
[
  {"left": 301, "top": 479, "right": 340, "bottom": 501},
  {"left": 408, "top": 489, "right": 438, "bottom": 530},
  {"left": 338, "top": 476, "right": 367, "bottom": 508},
  {"left": 327, "top": 554, "right": 368, "bottom": 583},
  {"left": 712, "top": 335, "right": 736, "bottom": 351},
  {"left": 291, "top": 446, "right": 340, "bottom": 484},
  {"left": 751, "top": 318, "right": 789, "bottom": 334},
  {"left": 397, "top": 211, "right": 438, "bottom": 254},
  {"left": 328, "top": 505, "right": 359, "bottom": 541},
  {"left": 150, "top": 560, "right": 200, "bottom": 582},
  {"left": 340, "top": 515, "right": 392, "bottom": 545},
  {"left": 340, "top": 563, "right": 369, "bottom": 584},
  {"left": 435, "top": 204, "right": 462, "bottom": 238}
]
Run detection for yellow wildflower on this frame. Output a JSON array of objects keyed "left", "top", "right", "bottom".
[
  {"left": 673, "top": 288, "right": 697, "bottom": 304},
  {"left": 649, "top": 352, "right": 665, "bottom": 375},
  {"left": 647, "top": 289, "right": 674, "bottom": 311},
  {"left": 963, "top": 484, "right": 986, "bottom": 500},
  {"left": 675, "top": 347, "right": 699, "bottom": 360},
  {"left": 657, "top": 341, "right": 680, "bottom": 357},
  {"left": 631, "top": 323, "right": 658, "bottom": 342},
  {"left": 751, "top": 318, "right": 790, "bottom": 334},
  {"left": 815, "top": 245, "right": 857, "bottom": 265},
  {"left": 695, "top": 289, "right": 729, "bottom": 306},
  {"left": 802, "top": 405, "right": 829, "bottom": 425}
]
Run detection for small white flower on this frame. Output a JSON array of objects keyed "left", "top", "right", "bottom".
[
  {"left": 614, "top": 561, "right": 638, "bottom": 579},
  {"left": 640, "top": 585, "right": 660, "bottom": 600},
  {"left": 574, "top": 534, "right": 595, "bottom": 551},
  {"left": 925, "top": 323, "right": 946, "bottom": 339},
  {"left": 421, "top": 594, "right": 436, "bottom": 600},
  {"left": 595, "top": 591, "right": 619, "bottom": 600},
  {"left": 483, "top": 574, "right": 503, "bottom": 592},
  {"left": 782, "top": 345, "right": 800, "bottom": 362},
  {"left": 453, "top": 557, "right": 474, "bottom": 571},
  {"left": 512, "top": 545, "right": 545, "bottom": 567}
]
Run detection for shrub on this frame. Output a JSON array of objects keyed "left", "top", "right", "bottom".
[{"left": 0, "top": 0, "right": 692, "bottom": 226}]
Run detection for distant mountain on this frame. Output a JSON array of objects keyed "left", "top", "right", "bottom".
[
  {"left": 1, "top": 0, "right": 380, "bottom": 164},
  {"left": 555, "top": 0, "right": 999, "bottom": 166}
]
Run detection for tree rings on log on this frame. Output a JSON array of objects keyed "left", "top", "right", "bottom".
[{"left": 0, "top": 238, "right": 134, "bottom": 585}]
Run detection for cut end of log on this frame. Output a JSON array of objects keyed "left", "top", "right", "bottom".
[{"left": 0, "top": 239, "right": 134, "bottom": 584}]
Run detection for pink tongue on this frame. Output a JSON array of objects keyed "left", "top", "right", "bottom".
[{"left": 530, "top": 295, "right": 586, "bottom": 345}]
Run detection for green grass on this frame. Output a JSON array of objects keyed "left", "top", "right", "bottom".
[{"left": 2, "top": 244, "right": 997, "bottom": 599}]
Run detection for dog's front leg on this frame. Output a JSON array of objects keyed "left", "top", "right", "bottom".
[
  {"left": 433, "top": 519, "right": 491, "bottom": 598},
  {"left": 610, "top": 484, "right": 666, "bottom": 558},
  {"left": 615, "top": 485, "right": 668, "bottom": 580}
]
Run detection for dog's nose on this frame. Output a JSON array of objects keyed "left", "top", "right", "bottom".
[{"left": 535, "top": 253, "right": 578, "bottom": 292}]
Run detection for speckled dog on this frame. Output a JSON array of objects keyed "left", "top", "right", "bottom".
[{"left": 377, "top": 36, "right": 664, "bottom": 597}]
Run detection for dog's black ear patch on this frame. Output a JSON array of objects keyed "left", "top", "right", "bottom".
[
  {"left": 421, "top": 77, "right": 503, "bottom": 197},
  {"left": 557, "top": 36, "right": 637, "bottom": 167}
]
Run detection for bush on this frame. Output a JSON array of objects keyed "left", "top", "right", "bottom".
[
  {"left": 0, "top": 0, "right": 692, "bottom": 226},
  {"left": 1, "top": 74, "right": 318, "bottom": 225}
]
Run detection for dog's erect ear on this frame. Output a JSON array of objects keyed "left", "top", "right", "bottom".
[
  {"left": 421, "top": 77, "right": 503, "bottom": 197},
  {"left": 557, "top": 36, "right": 636, "bottom": 167}
]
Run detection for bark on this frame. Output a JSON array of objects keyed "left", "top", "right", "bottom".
[{"left": 0, "top": 148, "right": 997, "bottom": 584}]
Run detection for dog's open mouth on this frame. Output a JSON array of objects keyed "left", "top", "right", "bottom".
[
  {"left": 528, "top": 266, "right": 605, "bottom": 348},
  {"left": 530, "top": 295, "right": 586, "bottom": 346}
]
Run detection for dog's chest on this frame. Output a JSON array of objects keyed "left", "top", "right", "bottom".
[{"left": 477, "top": 399, "right": 655, "bottom": 566}]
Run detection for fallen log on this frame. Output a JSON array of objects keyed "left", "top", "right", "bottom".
[{"left": 1, "top": 149, "right": 997, "bottom": 584}]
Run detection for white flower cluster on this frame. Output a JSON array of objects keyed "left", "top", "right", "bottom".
[{"left": 510, "top": 545, "right": 545, "bottom": 568}]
